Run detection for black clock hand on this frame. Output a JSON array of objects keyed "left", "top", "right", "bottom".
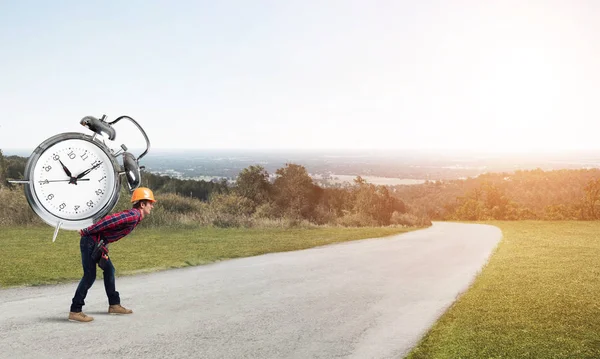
[
  {"left": 45, "top": 179, "right": 91, "bottom": 183},
  {"left": 58, "top": 159, "right": 73, "bottom": 177},
  {"left": 76, "top": 162, "right": 103, "bottom": 179}
]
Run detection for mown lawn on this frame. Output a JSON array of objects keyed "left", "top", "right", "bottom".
[
  {"left": 0, "top": 225, "right": 415, "bottom": 287},
  {"left": 406, "top": 221, "right": 600, "bottom": 359}
]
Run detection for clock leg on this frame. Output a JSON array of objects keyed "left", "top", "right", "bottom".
[{"left": 52, "top": 221, "right": 63, "bottom": 242}]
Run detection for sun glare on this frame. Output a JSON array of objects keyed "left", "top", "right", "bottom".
[{"left": 434, "top": 4, "right": 587, "bottom": 155}]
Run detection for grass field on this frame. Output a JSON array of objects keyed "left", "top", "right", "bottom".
[
  {"left": 406, "top": 221, "right": 600, "bottom": 359},
  {"left": 0, "top": 225, "right": 414, "bottom": 287}
]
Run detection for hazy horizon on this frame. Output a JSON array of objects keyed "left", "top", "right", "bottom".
[
  {"left": 4, "top": 146, "right": 600, "bottom": 184},
  {"left": 4, "top": 146, "right": 600, "bottom": 157}
]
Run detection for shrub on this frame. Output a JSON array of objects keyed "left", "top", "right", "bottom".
[
  {"left": 204, "top": 193, "right": 255, "bottom": 228},
  {"left": 152, "top": 192, "right": 204, "bottom": 214},
  {"left": 336, "top": 212, "right": 379, "bottom": 227},
  {"left": 311, "top": 204, "right": 338, "bottom": 225},
  {"left": 252, "top": 202, "right": 280, "bottom": 219},
  {"left": 0, "top": 181, "right": 429, "bottom": 229},
  {"left": 0, "top": 188, "right": 43, "bottom": 226},
  {"left": 390, "top": 211, "right": 432, "bottom": 227},
  {"left": 249, "top": 216, "right": 316, "bottom": 229}
]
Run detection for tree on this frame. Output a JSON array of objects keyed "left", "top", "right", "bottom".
[
  {"left": 320, "top": 187, "right": 354, "bottom": 217},
  {"left": 0, "top": 149, "right": 6, "bottom": 187},
  {"left": 353, "top": 176, "right": 367, "bottom": 186},
  {"left": 140, "top": 170, "right": 228, "bottom": 201},
  {"left": 352, "top": 180, "right": 398, "bottom": 225},
  {"left": 4, "top": 155, "right": 27, "bottom": 180},
  {"left": 482, "top": 183, "right": 510, "bottom": 219},
  {"left": 273, "top": 163, "right": 319, "bottom": 219},
  {"left": 583, "top": 179, "right": 600, "bottom": 219},
  {"left": 234, "top": 165, "right": 271, "bottom": 208},
  {"left": 453, "top": 198, "right": 484, "bottom": 220}
]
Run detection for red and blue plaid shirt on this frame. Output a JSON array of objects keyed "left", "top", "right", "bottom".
[{"left": 81, "top": 208, "right": 143, "bottom": 243}]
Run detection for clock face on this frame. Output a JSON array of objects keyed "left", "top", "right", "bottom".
[{"left": 29, "top": 137, "right": 118, "bottom": 223}]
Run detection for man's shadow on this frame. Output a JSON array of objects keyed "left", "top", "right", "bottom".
[
  {"left": 41, "top": 311, "right": 111, "bottom": 322},
  {"left": 41, "top": 317, "right": 75, "bottom": 323}
]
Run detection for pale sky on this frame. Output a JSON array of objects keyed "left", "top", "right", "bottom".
[{"left": 1, "top": 0, "right": 599, "bottom": 153}]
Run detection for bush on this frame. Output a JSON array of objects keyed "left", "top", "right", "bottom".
[
  {"left": 111, "top": 189, "right": 207, "bottom": 228},
  {"left": 203, "top": 193, "right": 255, "bottom": 228},
  {"left": 152, "top": 192, "right": 204, "bottom": 214},
  {"left": 249, "top": 216, "right": 316, "bottom": 229},
  {"left": 252, "top": 202, "right": 280, "bottom": 219},
  {"left": 311, "top": 204, "right": 338, "bottom": 225},
  {"left": 336, "top": 212, "right": 379, "bottom": 227},
  {"left": 139, "top": 205, "right": 201, "bottom": 228},
  {"left": 0, "top": 179, "right": 430, "bottom": 229},
  {"left": 390, "top": 211, "right": 432, "bottom": 227},
  {"left": 0, "top": 188, "right": 43, "bottom": 226}
]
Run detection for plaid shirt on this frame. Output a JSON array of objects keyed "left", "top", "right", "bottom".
[{"left": 81, "top": 208, "right": 143, "bottom": 243}]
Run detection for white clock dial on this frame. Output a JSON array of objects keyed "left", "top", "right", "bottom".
[{"left": 30, "top": 137, "right": 118, "bottom": 222}]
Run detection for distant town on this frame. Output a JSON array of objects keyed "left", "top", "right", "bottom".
[
  {"left": 5, "top": 148, "right": 600, "bottom": 186},
  {"left": 115, "top": 149, "right": 600, "bottom": 185}
]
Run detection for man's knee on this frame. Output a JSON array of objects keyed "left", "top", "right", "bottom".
[
  {"left": 82, "top": 275, "right": 96, "bottom": 288},
  {"left": 103, "top": 261, "right": 115, "bottom": 275}
]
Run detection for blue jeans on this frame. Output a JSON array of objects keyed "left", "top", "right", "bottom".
[{"left": 70, "top": 235, "right": 120, "bottom": 312}]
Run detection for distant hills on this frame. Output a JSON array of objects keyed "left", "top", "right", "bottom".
[
  {"left": 5, "top": 148, "right": 600, "bottom": 183},
  {"left": 125, "top": 149, "right": 600, "bottom": 182}
]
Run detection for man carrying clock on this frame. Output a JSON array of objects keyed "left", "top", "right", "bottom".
[{"left": 68, "top": 187, "right": 156, "bottom": 323}]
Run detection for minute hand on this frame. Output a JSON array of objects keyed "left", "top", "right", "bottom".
[
  {"left": 46, "top": 179, "right": 91, "bottom": 182},
  {"left": 76, "top": 162, "right": 103, "bottom": 179}
]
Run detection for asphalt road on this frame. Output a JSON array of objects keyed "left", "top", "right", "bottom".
[{"left": 0, "top": 222, "right": 502, "bottom": 359}]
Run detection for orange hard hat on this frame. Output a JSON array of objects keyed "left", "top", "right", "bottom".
[{"left": 131, "top": 187, "right": 156, "bottom": 203}]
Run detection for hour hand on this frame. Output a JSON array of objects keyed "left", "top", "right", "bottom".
[
  {"left": 58, "top": 159, "right": 72, "bottom": 177},
  {"left": 76, "top": 162, "right": 102, "bottom": 179}
]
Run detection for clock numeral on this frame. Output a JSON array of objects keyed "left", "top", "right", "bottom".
[
  {"left": 98, "top": 176, "right": 106, "bottom": 183},
  {"left": 81, "top": 152, "right": 89, "bottom": 161},
  {"left": 91, "top": 160, "right": 101, "bottom": 167},
  {"left": 39, "top": 180, "right": 49, "bottom": 185},
  {"left": 58, "top": 203, "right": 66, "bottom": 211},
  {"left": 74, "top": 205, "right": 80, "bottom": 212},
  {"left": 86, "top": 200, "right": 94, "bottom": 207},
  {"left": 52, "top": 154, "right": 60, "bottom": 161},
  {"left": 44, "top": 165, "right": 52, "bottom": 172},
  {"left": 47, "top": 194, "right": 54, "bottom": 200},
  {"left": 68, "top": 151, "right": 76, "bottom": 159},
  {"left": 95, "top": 189, "right": 104, "bottom": 196}
]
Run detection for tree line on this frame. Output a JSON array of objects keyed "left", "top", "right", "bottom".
[
  {"left": 0, "top": 151, "right": 419, "bottom": 227},
  {"left": 6, "top": 148, "right": 600, "bottom": 224},
  {"left": 391, "top": 168, "right": 600, "bottom": 220}
]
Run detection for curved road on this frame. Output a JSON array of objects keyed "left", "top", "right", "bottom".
[{"left": 0, "top": 222, "right": 501, "bottom": 359}]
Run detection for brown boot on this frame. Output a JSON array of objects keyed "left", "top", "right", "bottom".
[
  {"left": 68, "top": 311, "right": 94, "bottom": 322},
  {"left": 108, "top": 304, "right": 133, "bottom": 315}
]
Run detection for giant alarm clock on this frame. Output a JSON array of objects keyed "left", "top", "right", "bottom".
[{"left": 10, "top": 115, "right": 150, "bottom": 241}]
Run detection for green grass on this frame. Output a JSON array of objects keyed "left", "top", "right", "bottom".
[
  {"left": 406, "top": 221, "right": 600, "bottom": 359},
  {"left": 0, "top": 225, "right": 415, "bottom": 287}
]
